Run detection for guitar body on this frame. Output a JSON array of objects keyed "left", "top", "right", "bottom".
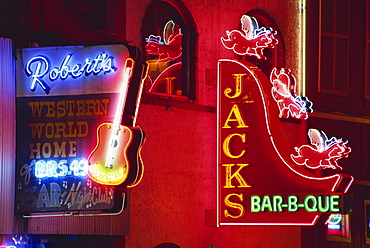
[{"left": 87, "top": 122, "right": 145, "bottom": 186}]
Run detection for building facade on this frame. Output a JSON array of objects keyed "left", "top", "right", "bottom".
[{"left": 0, "top": 0, "right": 369, "bottom": 247}]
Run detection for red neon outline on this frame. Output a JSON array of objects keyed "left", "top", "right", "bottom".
[
  {"left": 127, "top": 65, "right": 148, "bottom": 188},
  {"left": 219, "top": 215, "right": 320, "bottom": 226}
]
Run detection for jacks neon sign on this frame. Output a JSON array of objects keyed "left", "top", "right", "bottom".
[
  {"left": 217, "top": 15, "right": 353, "bottom": 226},
  {"left": 25, "top": 53, "right": 116, "bottom": 94},
  {"left": 217, "top": 59, "right": 353, "bottom": 226}
]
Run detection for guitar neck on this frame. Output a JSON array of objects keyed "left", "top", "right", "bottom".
[
  {"left": 105, "top": 58, "right": 134, "bottom": 169},
  {"left": 111, "top": 58, "right": 134, "bottom": 134}
]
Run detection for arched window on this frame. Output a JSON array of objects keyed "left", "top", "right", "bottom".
[{"left": 141, "top": 0, "right": 196, "bottom": 99}]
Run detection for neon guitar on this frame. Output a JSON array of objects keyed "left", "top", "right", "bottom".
[{"left": 87, "top": 58, "right": 145, "bottom": 186}]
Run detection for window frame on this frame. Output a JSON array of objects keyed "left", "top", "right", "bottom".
[
  {"left": 141, "top": 0, "right": 197, "bottom": 100},
  {"left": 318, "top": 0, "right": 350, "bottom": 97},
  {"left": 365, "top": 200, "right": 370, "bottom": 244}
]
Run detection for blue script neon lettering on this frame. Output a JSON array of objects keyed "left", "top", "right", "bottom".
[
  {"left": 25, "top": 53, "right": 117, "bottom": 94},
  {"left": 25, "top": 56, "right": 51, "bottom": 93}
]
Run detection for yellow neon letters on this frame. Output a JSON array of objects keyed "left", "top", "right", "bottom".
[
  {"left": 222, "top": 104, "right": 250, "bottom": 128},
  {"left": 223, "top": 163, "right": 252, "bottom": 188},
  {"left": 220, "top": 72, "right": 252, "bottom": 220},
  {"left": 224, "top": 73, "right": 246, "bottom": 98},
  {"left": 223, "top": 133, "right": 247, "bottom": 158},
  {"left": 224, "top": 193, "right": 245, "bottom": 218}
]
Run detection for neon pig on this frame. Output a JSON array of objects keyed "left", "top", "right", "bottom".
[
  {"left": 291, "top": 129, "right": 351, "bottom": 170},
  {"left": 25, "top": 53, "right": 117, "bottom": 94},
  {"left": 221, "top": 15, "right": 278, "bottom": 59},
  {"left": 145, "top": 20, "right": 183, "bottom": 64},
  {"left": 270, "top": 68, "right": 313, "bottom": 119}
]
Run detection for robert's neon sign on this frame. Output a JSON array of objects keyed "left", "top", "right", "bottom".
[
  {"left": 15, "top": 45, "right": 135, "bottom": 213},
  {"left": 25, "top": 53, "right": 117, "bottom": 94}
]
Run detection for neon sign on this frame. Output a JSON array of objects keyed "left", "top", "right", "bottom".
[
  {"left": 25, "top": 53, "right": 116, "bottom": 94},
  {"left": 221, "top": 15, "right": 278, "bottom": 59},
  {"left": 291, "top": 129, "right": 351, "bottom": 170},
  {"left": 326, "top": 213, "right": 350, "bottom": 240},
  {"left": 270, "top": 68, "right": 313, "bottom": 119},
  {"left": 327, "top": 214, "right": 342, "bottom": 229},
  {"left": 144, "top": 20, "right": 183, "bottom": 96},
  {"left": 0, "top": 235, "right": 29, "bottom": 248},
  {"left": 145, "top": 20, "right": 183, "bottom": 64},
  {"left": 12, "top": 235, "right": 30, "bottom": 246},
  {"left": 250, "top": 194, "right": 341, "bottom": 213},
  {"left": 217, "top": 59, "right": 353, "bottom": 226},
  {"left": 88, "top": 58, "right": 145, "bottom": 186},
  {"left": 16, "top": 44, "right": 145, "bottom": 213}
]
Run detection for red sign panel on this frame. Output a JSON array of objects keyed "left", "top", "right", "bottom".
[{"left": 217, "top": 59, "right": 353, "bottom": 225}]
